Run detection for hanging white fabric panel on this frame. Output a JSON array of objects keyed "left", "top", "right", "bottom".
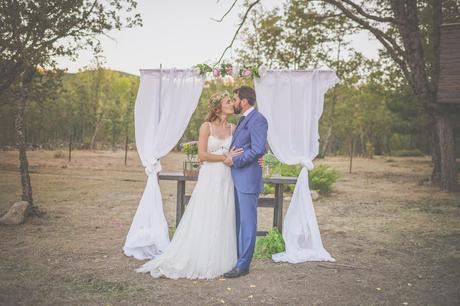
[
  {"left": 124, "top": 68, "right": 204, "bottom": 260},
  {"left": 254, "top": 70, "right": 339, "bottom": 263}
]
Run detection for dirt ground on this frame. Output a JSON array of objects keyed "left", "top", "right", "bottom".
[{"left": 0, "top": 149, "right": 459, "bottom": 306}]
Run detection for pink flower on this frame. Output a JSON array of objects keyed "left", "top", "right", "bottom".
[
  {"left": 242, "top": 68, "right": 251, "bottom": 77},
  {"left": 213, "top": 68, "right": 221, "bottom": 77}
]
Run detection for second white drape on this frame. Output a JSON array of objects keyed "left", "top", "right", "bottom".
[{"left": 255, "top": 70, "right": 339, "bottom": 263}]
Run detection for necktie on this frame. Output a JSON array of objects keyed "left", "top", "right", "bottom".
[{"left": 236, "top": 116, "right": 245, "bottom": 129}]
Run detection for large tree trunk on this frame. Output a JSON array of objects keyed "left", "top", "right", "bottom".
[
  {"left": 434, "top": 109, "right": 458, "bottom": 191},
  {"left": 431, "top": 125, "right": 442, "bottom": 184},
  {"left": 15, "top": 69, "right": 35, "bottom": 212}
]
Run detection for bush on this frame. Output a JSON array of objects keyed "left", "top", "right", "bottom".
[
  {"left": 262, "top": 183, "right": 275, "bottom": 195},
  {"left": 54, "top": 150, "right": 65, "bottom": 158},
  {"left": 309, "top": 165, "right": 339, "bottom": 194},
  {"left": 253, "top": 228, "right": 285, "bottom": 259},
  {"left": 263, "top": 153, "right": 339, "bottom": 195},
  {"left": 392, "top": 149, "right": 425, "bottom": 157}
]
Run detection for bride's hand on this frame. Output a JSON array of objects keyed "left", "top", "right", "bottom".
[{"left": 228, "top": 147, "right": 244, "bottom": 157}]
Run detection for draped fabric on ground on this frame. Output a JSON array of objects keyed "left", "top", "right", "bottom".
[
  {"left": 123, "top": 69, "right": 204, "bottom": 260},
  {"left": 254, "top": 70, "right": 340, "bottom": 263}
]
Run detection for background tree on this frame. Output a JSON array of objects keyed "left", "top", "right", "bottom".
[
  {"left": 233, "top": 0, "right": 459, "bottom": 191},
  {"left": 0, "top": 0, "right": 142, "bottom": 214},
  {"left": 319, "top": 0, "right": 459, "bottom": 190}
]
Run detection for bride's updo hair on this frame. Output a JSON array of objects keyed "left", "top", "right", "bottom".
[{"left": 205, "top": 91, "right": 229, "bottom": 122}]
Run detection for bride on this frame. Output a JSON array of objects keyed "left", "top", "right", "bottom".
[{"left": 135, "top": 91, "right": 243, "bottom": 279}]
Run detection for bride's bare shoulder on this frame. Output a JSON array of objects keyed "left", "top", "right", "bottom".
[{"left": 199, "top": 122, "right": 211, "bottom": 134}]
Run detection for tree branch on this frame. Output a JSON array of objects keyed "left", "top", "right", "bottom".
[
  {"left": 212, "top": 0, "right": 238, "bottom": 22},
  {"left": 322, "top": 0, "right": 413, "bottom": 87},
  {"left": 215, "top": 0, "right": 261, "bottom": 66},
  {"left": 341, "top": 0, "right": 395, "bottom": 23}
]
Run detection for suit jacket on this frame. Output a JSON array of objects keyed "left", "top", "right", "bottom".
[{"left": 230, "top": 109, "right": 268, "bottom": 194}]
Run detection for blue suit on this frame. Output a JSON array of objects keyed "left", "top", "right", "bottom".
[{"left": 230, "top": 108, "right": 268, "bottom": 270}]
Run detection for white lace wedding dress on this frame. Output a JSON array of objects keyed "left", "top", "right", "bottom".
[{"left": 135, "top": 132, "right": 237, "bottom": 279}]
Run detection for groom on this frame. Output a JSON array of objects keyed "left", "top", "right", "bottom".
[{"left": 223, "top": 86, "right": 268, "bottom": 278}]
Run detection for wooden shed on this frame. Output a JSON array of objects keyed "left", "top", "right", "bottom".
[{"left": 437, "top": 23, "right": 460, "bottom": 104}]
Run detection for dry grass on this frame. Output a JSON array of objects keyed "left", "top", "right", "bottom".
[{"left": 0, "top": 150, "right": 459, "bottom": 305}]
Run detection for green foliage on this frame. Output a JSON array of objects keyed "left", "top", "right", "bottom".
[
  {"left": 0, "top": 0, "right": 141, "bottom": 95},
  {"left": 253, "top": 228, "right": 285, "bottom": 259},
  {"left": 309, "top": 165, "right": 340, "bottom": 194},
  {"left": 195, "top": 63, "right": 261, "bottom": 79},
  {"left": 392, "top": 149, "right": 425, "bottom": 157},
  {"left": 0, "top": 68, "right": 139, "bottom": 147},
  {"left": 238, "top": 0, "right": 357, "bottom": 70},
  {"left": 181, "top": 141, "right": 198, "bottom": 157},
  {"left": 262, "top": 153, "right": 339, "bottom": 194},
  {"left": 236, "top": 0, "right": 444, "bottom": 157},
  {"left": 262, "top": 183, "right": 275, "bottom": 195}
]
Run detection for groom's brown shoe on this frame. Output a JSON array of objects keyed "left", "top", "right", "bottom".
[{"left": 223, "top": 267, "right": 249, "bottom": 278}]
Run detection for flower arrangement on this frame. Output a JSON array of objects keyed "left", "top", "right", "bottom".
[
  {"left": 195, "top": 63, "right": 263, "bottom": 79},
  {"left": 181, "top": 141, "right": 200, "bottom": 176},
  {"left": 181, "top": 141, "right": 198, "bottom": 161}
]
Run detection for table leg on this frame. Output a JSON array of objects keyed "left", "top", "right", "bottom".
[
  {"left": 176, "top": 181, "right": 185, "bottom": 227},
  {"left": 273, "top": 184, "right": 278, "bottom": 229},
  {"left": 274, "top": 183, "right": 284, "bottom": 232}
]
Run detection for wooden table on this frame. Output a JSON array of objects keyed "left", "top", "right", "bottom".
[{"left": 158, "top": 171, "right": 297, "bottom": 236}]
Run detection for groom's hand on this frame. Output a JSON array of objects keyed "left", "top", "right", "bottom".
[
  {"left": 258, "top": 155, "right": 265, "bottom": 168},
  {"left": 224, "top": 147, "right": 243, "bottom": 166}
]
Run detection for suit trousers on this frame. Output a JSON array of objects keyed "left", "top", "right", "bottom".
[{"left": 234, "top": 188, "right": 259, "bottom": 270}]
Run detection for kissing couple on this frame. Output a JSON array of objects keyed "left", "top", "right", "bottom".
[{"left": 136, "top": 86, "right": 268, "bottom": 279}]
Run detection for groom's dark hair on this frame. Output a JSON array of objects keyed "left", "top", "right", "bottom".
[{"left": 233, "top": 86, "right": 256, "bottom": 106}]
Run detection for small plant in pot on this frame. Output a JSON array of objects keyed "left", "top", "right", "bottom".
[{"left": 181, "top": 141, "right": 200, "bottom": 176}]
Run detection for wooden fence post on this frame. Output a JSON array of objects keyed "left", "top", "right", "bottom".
[
  {"left": 68, "top": 134, "right": 72, "bottom": 162},
  {"left": 124, "top": 135, "right": 128, "bottom": 166}
]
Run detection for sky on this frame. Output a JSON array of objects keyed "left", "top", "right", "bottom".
[{"left": 55, "top": 0, "right": 381, "bottom": 76}]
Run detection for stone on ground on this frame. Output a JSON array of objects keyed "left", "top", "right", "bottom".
[{"left": 0, "top": 201, "right": 29, "bottom": 225}]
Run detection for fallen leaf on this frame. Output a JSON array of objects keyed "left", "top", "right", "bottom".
[
  {"left": 250, "top": 285, "right": 256, "bottom": 288},
  {"left": 248, "top": 295, "right": 253, "bottom": 299},
  {"left": 407, "top": 283, "right": 412, "bottom": 287},
  {"left": 376, "top": 288, "right": 381, "bottom": 291},
  {"left": 226, "top": 287, "right": 232, "bottom": 291},
  {"left": 220, "top": 299, "right": 225, "bottom": 304},
  {"left": 402, "top": 303, "right": 408, "bottom": 305},
  {"left": 218, "top": 278, "right": 226, "bottom": 281}
]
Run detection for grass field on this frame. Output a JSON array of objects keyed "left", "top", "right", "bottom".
[{"left": 0, "top": 150, "right": 459, "bottom": 305}]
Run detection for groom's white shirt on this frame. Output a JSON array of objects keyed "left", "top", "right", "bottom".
[{"left": 243, "top": 106, "right": 255, "bottom": 117}]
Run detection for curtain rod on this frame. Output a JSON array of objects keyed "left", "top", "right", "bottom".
[
  {"left": 140, "top": 68, "right": 194, "bottom": 72},
  {"left": 140, "top": 68, "right": 335, "bottom": 72}
]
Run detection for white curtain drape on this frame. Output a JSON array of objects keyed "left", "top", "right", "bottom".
[
  {"left": 123, "top": 68, "right": 204, "bottom": 260},
  {"left": 255, "top": 70, "right": 339, "bottom": 263}
]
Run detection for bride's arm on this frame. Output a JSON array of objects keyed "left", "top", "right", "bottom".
[{"left": 198, "top": 122, "right": 226, "bottom": 162}]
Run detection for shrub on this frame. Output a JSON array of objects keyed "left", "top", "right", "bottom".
[
  {"left": 309, "top": 165, "right": 339, "bottom": 194},
  {"left": 263, "top": 153, "right": 339, "bottom": 195},
  {"left": 262, "top": 183, "right": 275, "bottom": 195},
  {"left": 253, "top": 228, "right": 285, "bottom": 259},
  {"left": 392, "top": 149, "right": 425, "bottom": 157},
  {"left": 54, "top": 150, "right": 65, "bottom": 158},
  {"left": 279, "top": 163, "right": 301, "bottom": 177}
]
